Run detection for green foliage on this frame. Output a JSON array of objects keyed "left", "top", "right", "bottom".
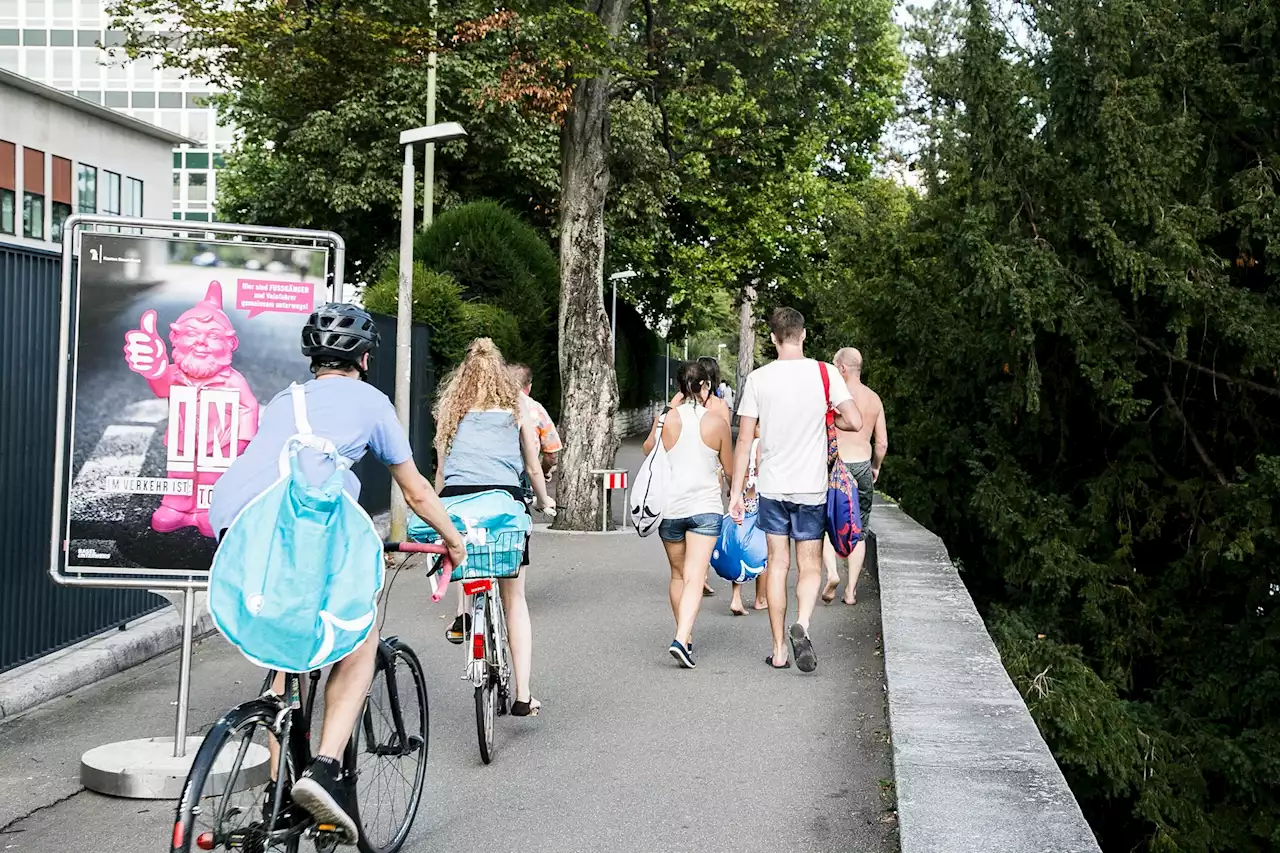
[
  {"left": 609, "top": 0, "right": 906, "bottom": 338},
  {"left": 825, "top": 1, "right": 1280, "bottom": 849},
  {"left": 407, "top": 200, "right": 561, "bottom": 416}
]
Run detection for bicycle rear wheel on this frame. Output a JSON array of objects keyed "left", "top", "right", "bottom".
[
  {"left": 352, "top": 638, "right": 430, "bottom": 853},
  {"left": 171, "top": 701, "right": 296, "bottom": 853},
  {"left": 475, "top": 595, "right": 498, "bottom": 765}
]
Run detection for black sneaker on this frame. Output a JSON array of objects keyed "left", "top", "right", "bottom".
[
  {"left": 290, "top": 757, "right": 357, "bottom": 843},
  {"left": 669, "top": 639, "right": 696, "bottom": 669},
  {"left": 446, "top": 613, "right": 470, "bottom": 645}
]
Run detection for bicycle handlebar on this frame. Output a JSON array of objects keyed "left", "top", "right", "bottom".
[{"left": 383, "top": 541, "right": 454, "bottom": 603}]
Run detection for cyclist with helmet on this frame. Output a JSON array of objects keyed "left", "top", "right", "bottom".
[{"left": 209, "top": 303, "right": 465, "bottom": 843}]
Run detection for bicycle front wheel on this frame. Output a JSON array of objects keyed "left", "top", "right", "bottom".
[
  {"left": 171, "top": 701, "right": 292, "bottom": 853},
  {"left": 353, "top": 638, "right": 429, "bottom": 853}
]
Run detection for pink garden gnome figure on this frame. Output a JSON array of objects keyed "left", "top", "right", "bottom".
[{"left": 122, "top": 281, "right": 259, "bottom": 537}]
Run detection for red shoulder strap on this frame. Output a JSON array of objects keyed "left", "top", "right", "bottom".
[{"left": 819, "top": 361, "right": 831, "bottom": 405}]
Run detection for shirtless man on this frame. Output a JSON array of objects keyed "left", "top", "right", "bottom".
[{"left": 822, "top": 347, "right": 888, "bottom": 605}]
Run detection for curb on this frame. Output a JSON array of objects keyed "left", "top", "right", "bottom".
[
  {"left": 533, "top": 522, "right": 632, "bottom": 537},
  {"left": 0, "top": 596, "right": 214, "bottom": 722}
]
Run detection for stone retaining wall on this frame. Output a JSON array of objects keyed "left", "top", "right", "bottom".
[
  {"left": 874, "top": 499, "right": 1103, "bottom": 853},
  {"left": 615, "top": 402, "right": 663, "bottom": 438}
]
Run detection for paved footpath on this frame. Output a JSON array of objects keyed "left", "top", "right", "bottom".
[{"left": 0, "top": 442, "right": 896, "bottom": 853}]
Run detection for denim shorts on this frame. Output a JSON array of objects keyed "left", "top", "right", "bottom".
[
  {"left": 659, "top": 513, "right": 723, "bottom": 542},
  {"left": 757, "top": 497, "right": 825, "bottom": 542}
]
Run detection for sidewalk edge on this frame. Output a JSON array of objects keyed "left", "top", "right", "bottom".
[{"left": 0, "top": 599, "right": 214, "bottom": 722}]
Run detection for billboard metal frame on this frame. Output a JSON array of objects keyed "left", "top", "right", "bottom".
[{"left": 49, "top": 215, "right": 347, "bottom": 593}]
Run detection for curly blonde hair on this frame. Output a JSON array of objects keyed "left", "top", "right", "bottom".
[{"left": 433, "top": 338, "right": 521, "bottom": 458}]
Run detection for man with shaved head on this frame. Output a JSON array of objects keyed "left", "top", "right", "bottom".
[{"left": 822, "top": 347, "right": 887, "bottom": 606}]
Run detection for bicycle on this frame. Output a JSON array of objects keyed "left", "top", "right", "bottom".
[
  {"left": 461, "top": 568, "right": 513, "bottom": 765},
  {"left": 170, "top": 541, "right": 450, "bottom": 853}
]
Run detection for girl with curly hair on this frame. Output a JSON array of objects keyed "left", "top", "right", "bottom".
[{"left": 435, "top": 338, "right": 556, "bottom": 716}]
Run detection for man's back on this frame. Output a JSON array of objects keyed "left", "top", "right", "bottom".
[
  {"left": 209, "top": 377, "right": 411, "bottom": 534},
  {"left": 836, "top": 382, "right": 883, "bottom": 463},
  {"left": 739, "top": 358, "right": 850, "bottom": 500}
]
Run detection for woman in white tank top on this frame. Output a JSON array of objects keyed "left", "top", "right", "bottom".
[{"left": 642, "top": 361, "right": 734, "bottom": 669}]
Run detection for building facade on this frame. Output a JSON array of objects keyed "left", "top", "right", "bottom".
[
  {"left": 1, "top": 66, "right": 187, "bottom": 250},
  {"left": 0, "top": 0, "right": 228, "bottom": 222}
]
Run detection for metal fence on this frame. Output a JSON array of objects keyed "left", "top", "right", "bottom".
[{"left": 0, "top": 242, "right": 161, "bottom": 672}]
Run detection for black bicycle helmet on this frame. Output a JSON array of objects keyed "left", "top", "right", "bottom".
[{"left": 301, "top": 302, "right": 380, "bottom": 362}]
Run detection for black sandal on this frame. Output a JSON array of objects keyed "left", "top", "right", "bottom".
[{"left": 511, "top": 697, "right": 542, "bottom": 717}]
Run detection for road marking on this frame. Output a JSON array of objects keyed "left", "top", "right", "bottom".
[{"left": 69, "top": 424, "right": 155, "bottom": 522}]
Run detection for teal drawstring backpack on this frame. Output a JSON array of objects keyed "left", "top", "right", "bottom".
[{"left": 208, "top": 384, "right": 384, "bottom": 673}]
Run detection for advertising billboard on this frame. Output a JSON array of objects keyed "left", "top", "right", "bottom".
[{"left": 56, "top": 224, "right": 340, "bottom": 585}]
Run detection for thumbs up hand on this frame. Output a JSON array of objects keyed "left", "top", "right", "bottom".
[{"left": 123, "top": 310, "right": 169, "bottom": 380}]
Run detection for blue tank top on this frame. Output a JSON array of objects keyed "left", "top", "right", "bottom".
[{"left": 442, "top": 411, "right": 522, "bottom": 488}]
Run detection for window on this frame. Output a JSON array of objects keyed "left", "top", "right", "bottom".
[
  {"left": 23, "top": 192, "right": 44, "bottom": 239},
  {"left": 184, "top": 151, "right": 208, "bottom": 170},
  {"left": 171, "top": 170, "right": 180, "bottom": 201},
  {"left": 126, "top": 177, "right": 142, "bottom": 216},
  {"left": 0, "top": 189, "right": 14, "bottom": 234},
  {"left": 103, "top": 90, "right": 126, "bottom": 107},
  {"left": 22, "top": 29, "right": 47, "bottom": 46},
  {"left": 0, "top": 29, "right": 16, "bottom": 45},
  {"left": 52, "top": 47, "right": 72, "bottom": 80},
  {"left": 187, "top": 110, "right": 209, "bottom": 141},
  {"left": 50, "top": 155, "right": 71, "bottom": 240},
  {"left": 103, "top": 170, "right": 120, "bottom": 214},
  {"left": 23, "top": 146, "right": 44, "bottom": 238},
  {"left": 50, "top": 29, "right": 73, "bottom": 45},
  {"left": 77, "top": 163, "right": 95, "bottom": 212},
  {"left": 51, "top": 201, "right": 71, "bottom": 241},
  {"left": 25, "top": 48, "right": 46, "bottom": 79},
  {"left": 0, "top": 140, "right": 13, "bottom": 231},
  {"left": 187, "top": 171, "right": 207, "bottom": 202}
]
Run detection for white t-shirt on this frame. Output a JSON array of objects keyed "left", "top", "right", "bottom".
[{"left": 737, "top": 358, "right": 852, "bottom": 504}]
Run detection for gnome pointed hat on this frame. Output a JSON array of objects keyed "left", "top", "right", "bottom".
[{"left": 172, "top": 280, "right": 237, "bottom": 335}]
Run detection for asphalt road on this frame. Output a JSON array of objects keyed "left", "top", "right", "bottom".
[{"left": 2, "top": 448, "right": 896, "bottom": 853}]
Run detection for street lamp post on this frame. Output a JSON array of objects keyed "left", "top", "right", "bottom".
[
  {"left": 607, "top": 269, "right": 638, "bottom": 365},
  {"left": 391, "top": 121, "right": 468, "bottom": 540}
]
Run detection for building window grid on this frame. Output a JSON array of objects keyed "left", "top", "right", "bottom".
[{"left": 4, "top": 12, "right": 234, "bottom": 221}]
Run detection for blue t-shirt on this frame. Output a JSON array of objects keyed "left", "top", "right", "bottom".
[{"left": 208, "top": 377, "right": 413, "bottom": 534}]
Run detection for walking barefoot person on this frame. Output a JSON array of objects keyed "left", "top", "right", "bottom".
[
  {"left": 644, "top": 361, "right": 733, "bottom": 669},
  {"left": 822, "top": 347, "right": 887, "bottom": 605}
]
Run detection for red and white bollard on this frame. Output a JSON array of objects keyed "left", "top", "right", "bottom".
[{"left": 591, "top": 468, "right": 629, "bottom": 532}]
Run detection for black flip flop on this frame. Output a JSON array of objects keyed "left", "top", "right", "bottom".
[
  {"left": 765, "top": 655, "right": 791, "bottom": 669},
  {"left": 790, "top": 624, "right": 818, "bottom": 673}
]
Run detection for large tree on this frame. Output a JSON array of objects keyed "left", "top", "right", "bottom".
[{"left": 831, "top": 1, "right": 1280, "bottom": 849}]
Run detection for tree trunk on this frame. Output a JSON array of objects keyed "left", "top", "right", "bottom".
[
  {"left": 734, "top": 281, "right": 757, "bottom": 417},
  {"left": 554, "top": 0, "right": 631, "bottom": 530}
]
